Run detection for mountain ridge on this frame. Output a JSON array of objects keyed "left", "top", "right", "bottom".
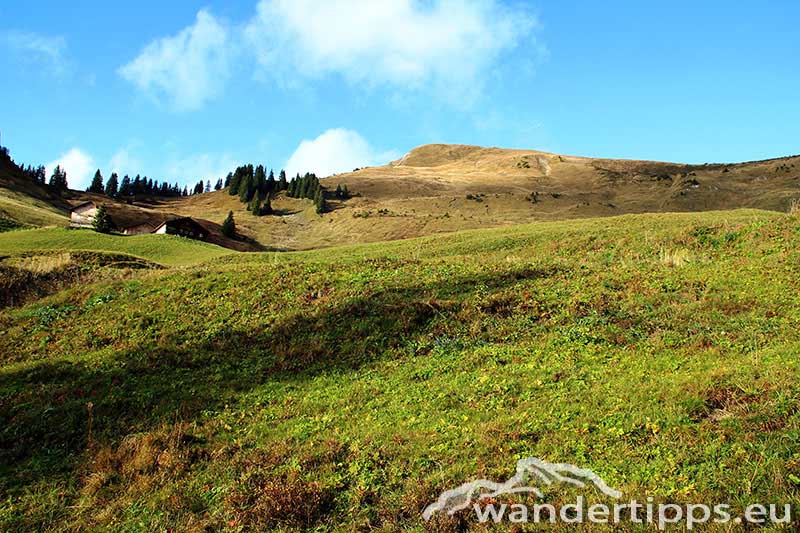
[{"left": 2, "top": 142, "right": 799, "bottom": 250}]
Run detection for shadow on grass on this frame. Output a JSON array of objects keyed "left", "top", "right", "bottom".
[{"left": 0, "top": 264, "right": 562, "bottom": 496}]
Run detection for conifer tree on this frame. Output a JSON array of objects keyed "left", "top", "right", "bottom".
[
  {"left": 48, "top": 165, "right": 68, "bottom": 191},
  {"left": 105, "top": 173, "right": 119, "bottom": 197},
  {"left": 255, "top": 165, "right": 267, "bottom": 198},
  {"left": 314, "top": 188, "right": 327, "bottom": 214},
  {"left": 93, "top": 204, "right": 113, "bottom": 233},
  {"left": 239, "top": 170, "right": 256, "bottom": 203},
  {"left": 119, "top": 175, "right": 131, "bottom": 197},
  {"left": 249, "top": 196, "right": 261, "bottom": 214},
  {"left": 278, "top": 170, "right": 287, "bottom": 191},
  {"left": 222, "top": 210, "right": 235, "bottom": 237},
  {"left": 88, "top": 169, "right": 104, "bottom": 193},
  {"left": 228, "top": 170, "right": 240, "bottom": 194},
  {"left": 298, "top": 177, "right": 308, "bottom": 199}
]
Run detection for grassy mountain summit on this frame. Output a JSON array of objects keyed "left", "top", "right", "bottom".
[
  {"left": 2, "top": 208, "right": 800, "bottom": 530},
  {"left": 125, "top": 143, "right": 799, "bottom": 251},
  {"left": 4, "top": 143, "right": 799, "bottom": 252},
  {"left": 2, "top": 141, "right": 800, "bottom": 529}
]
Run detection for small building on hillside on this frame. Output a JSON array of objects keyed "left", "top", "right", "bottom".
[
  {"left": 122, "top": 222, "right": 157, "bottom": 235},
  {"left": 69, "top": 201, "right": 99, "bottom": 229},
  {"left": 153, "top": 217, "right": 208, "bottom": 240},
  {"left": 70, "top": 199, "right": 165, "bottom": 235}
]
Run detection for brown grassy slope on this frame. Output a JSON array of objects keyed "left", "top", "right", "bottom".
[
  {"left": 156, "top": 144, "right": 800, "bottom": 250},
  {"left": 0, "top": 156, "right": 70, "bottom": 228},
  {"left": 68, "top": 193, "right": 263, "bottom": 252}
]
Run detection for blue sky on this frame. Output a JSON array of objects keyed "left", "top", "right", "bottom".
[{"left": 1, "top": 1, "right": 798, "bottom": 190}]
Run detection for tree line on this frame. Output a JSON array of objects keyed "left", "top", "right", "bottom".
[
  {"left": 87, "top": 169, "right": 189, "bottom": 200},
  {"left": 1, "top": 140, "right": 222, "bottom": 201},
  {"left": 3, "top": 142, "right": 353, "bottom": 214},
  {"left": 226, "top": 164, "right": 351, "bottom": 215}
]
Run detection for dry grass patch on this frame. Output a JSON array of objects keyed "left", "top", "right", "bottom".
[
  {"left": 659, "top": 247, "right": 693, "bottom": 267},
  {"left": 4, "top": 252, "right": 73, "bottom": 273},
  {"left": 789, "top": 198, "right": 800, "bottom": 216}
]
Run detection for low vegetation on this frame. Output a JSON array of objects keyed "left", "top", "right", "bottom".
[
  {"left": 2, "top": 208, "right": 799, "bottom": 530},
  {"left": 0, "top": 227, "right": 234, "bottom": 267},
  {"left": 0, "top": 251, "right": 161, "bottom": 308}
]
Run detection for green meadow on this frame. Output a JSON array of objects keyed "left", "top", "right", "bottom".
[
  {"left": 0, "top": 227, "right": 233, "bottom": 267},
  {"left": 2, "top": 209, "right": 799, "bottom": 531}
]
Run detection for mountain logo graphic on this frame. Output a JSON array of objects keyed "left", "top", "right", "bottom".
[{"left": 423, "top": 457, "right": 622, "bottom": 521}]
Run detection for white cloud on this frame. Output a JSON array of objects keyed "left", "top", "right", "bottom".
[
  {"left": 245, "top": 0, "right": 537, "bottom": 104},
  {"left": 2, "top": 30, "right": 67, "bottom": 76},
  {"left": 46, "top": 148, "right": 95, "bottom": 190},
  {"left": 119, "top": 1, "right": 538, "bottom": 110},
  {"left": 284, "top": 128, "right": 397, "bottom": 177},
  {"left": 164, "top": 152, "right": 238, "bottom": 183},
  {"left": 118, "top": 10, "right": 231, "bottom": 111},
  {"left": 108, "top": 148, "right": 143, "bottom": 177}
]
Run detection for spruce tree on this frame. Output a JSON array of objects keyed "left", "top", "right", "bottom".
[
  {"left": 249, "top": 196, "right": 261, "bottom": 215},
  {"left": 255, "top": 165, "right": 267, "bottom": 198},
  {"left": 49, "top": 165, "right": 68, "bottom": 191},
  {"left": 222, "top": 210, "right": 235, "bottom": 237},
  {"left": 88, "top": 169, "right": 104, "bottom": 193},
  {"left": 314, "top": 188, "right": 327, "bottom": 214},
  {"left": 119, "top": 175, "right": 131, "bottom": 197},
  {"left": 261, "top": 192, "right": 272, "bottom": 215},
  {"left": 228, "top": 170, "right": 240, "bottom": 194},
  {"left": 93, "top": 204, "right": 113, "bottom": 233},
  {"left": 105, "top": 173, "right": 119, "bottom": 197},
  {"left": 298, "top": 177, "right": 308, "bottom": 199},
  {"left": 239, "top": 171, "right": 255, "bottom": 203},
  {"left": 278, "top": 170, "right": 287, "bottom": 191}
]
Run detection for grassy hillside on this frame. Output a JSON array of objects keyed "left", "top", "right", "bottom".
[
  {"left": 3, "top": 143, "right": 799, "bottom": 252},
  {"left": 2, "top": 208, "right": 800, "bottom": 530},
  {"left": 0, "top": 227, "right": 234, "bottom": 267},
  {"left": 0, "top": 188, "right": 69, "bottom": 229},
  {"left": 149, "top": 144, "right": 800, "bottom": 251},
  {"left": 0, "top": 151, "right": 70, "bottom": 230}
]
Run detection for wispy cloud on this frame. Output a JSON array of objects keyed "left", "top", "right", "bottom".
[
  {"left": 108, "top": 147, "right": 143, "bottom": 177},
  {"left": 2, "top": 30, "right": 67, "bottom": 76},
  {"left": 118, "top": 1, "right": 540, "bottom": 111},
  {"left": 118, "top": 10, "right": 231, "bottom": 111},
  {"left": 46, "top": 148, "right": 95, "bottom": 190},
  {"left": 284, "top": 128, "right": 398, "bottom": 177},
  {"left": 164, "top": 152, "right": 238, "bottom": 183},
  {"left": 246, "top": 0, "right": 538, "bottom": 105}
]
